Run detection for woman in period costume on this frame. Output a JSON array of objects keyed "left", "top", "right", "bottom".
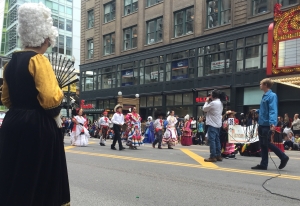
[
  {"left": 125, "top": 107, "right": 143, "bottom": 149},
  {"left": 181, "top": 114, "right": 193, "bottom": 146},
  {"left": 220, "top": 110, "right": 239, "bottom": 159},
  {"left": 70, "top": 108, "right": 90, "bottom": 146},
  {"left": 162, "top": 111, "right": 178, "bottom": 149},
  {"left": 0, "top": 3, "right": 70, "bottom": 205}
]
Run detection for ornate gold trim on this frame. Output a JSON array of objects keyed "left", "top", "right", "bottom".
[{"left": 61, "top": 202, "right": 70, "bottom": 206}]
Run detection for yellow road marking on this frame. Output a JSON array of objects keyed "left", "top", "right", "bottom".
[
  {"left": 64, "top": 146, "right": 75, "bottom": 150},
  {"left": 180, "top": 149, "right": 218, "bottom": 168},
  {"left": 65, "top": 150, "right": 300, "bottom": 181}
]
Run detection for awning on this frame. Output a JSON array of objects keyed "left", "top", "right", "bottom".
[{"left": 271, "top": 75, "right": 300, "bottom": 89}]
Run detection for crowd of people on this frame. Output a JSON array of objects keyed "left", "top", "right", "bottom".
[{"left": 61, "top": 102, "right": 300, "bottom": 154}]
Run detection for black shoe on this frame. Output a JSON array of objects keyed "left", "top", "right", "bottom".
[
  {"left": 168, "top": 147, "right": 173, "bottom": 149},
  {"left": 119, "top": 147, "right": 126, "bottom": 151},
  {"left": 111, "top": 145, "right": 117, "bottom": 150},
  {"left": 251, "top": 165, "right": 267, "bottom": 170},
  {"left": 279, "top": 156, "right": 289, "bottom": 169},
  {"left": 158, "top": 146, "right": 162, "bottom": 149},
  {"left": 100, "top": 143, "right": 105, "bottom": 146}
]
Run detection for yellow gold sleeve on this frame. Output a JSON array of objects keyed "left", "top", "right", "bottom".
[
  {"left": 1, "top": 63, "right": 12, "bottom": 108},
  {"left": 28, "top": 54, "right": 63, "bottom": 110}
]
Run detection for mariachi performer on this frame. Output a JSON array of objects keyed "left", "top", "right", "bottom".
[
  {"left": 0, "top": 3, "right": 70, "bottom": 205},
  {"left": 98, "top": 111, "right": 111, "bottom": 146},
  {"left": 152, "top": 111, "right": 165, "bottom": 149},
  {"left": 220, "top": 110, "right": 238, "bottom": 159},
  {"left": 125, "top": 106, "right": 143, "bottom": 149},
  {"left": 162, "top": 111, "right": 178, "bottom": 149},
  {"left": 70, "top": 108, "right": 90, "bottom": 147}
]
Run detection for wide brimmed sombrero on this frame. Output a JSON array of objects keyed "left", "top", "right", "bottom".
[
  {"left": 226, "top": 110, "right": 237, "bottom": 115},
  {"left": 114, "top": 104, "right": 123, "bottom": 112}
]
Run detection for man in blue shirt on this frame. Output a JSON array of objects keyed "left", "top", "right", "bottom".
[{"left": 251, "top": 78, "right": 289, "bottom": 170}]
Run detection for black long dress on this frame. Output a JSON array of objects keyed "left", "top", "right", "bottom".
[{"left": 0, "top": 51, "right": 70, "bottom": 206}]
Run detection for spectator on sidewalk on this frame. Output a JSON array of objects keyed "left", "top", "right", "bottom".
[{"left": 292, "top": 114, "right": 300, "bottom": 135}]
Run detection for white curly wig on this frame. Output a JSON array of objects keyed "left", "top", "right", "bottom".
[
  {"left": 184, "top": 114, "right": 190, "bottom": 120},
  {"left": 17, "top": 2, "right": 58, "bottom": 48}
]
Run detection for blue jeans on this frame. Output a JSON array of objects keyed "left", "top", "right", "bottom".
[
  {"left": 258, "top": 126, "right": 287, "bottom": 168},
  {"left": 207, "top": 125, "right": 221, "bottom": 158}
]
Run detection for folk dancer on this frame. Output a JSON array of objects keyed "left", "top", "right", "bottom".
[
  {"left": 144, "top": 116, "right": 155, "bottom": 143},
  {"left": 98, "top": 111, "right": 111, "bottom": 146},
  {"left": 152, "top": 111, "right": 165, "bottom": 149},
  {"left": 162, "top": 111, "right": 178, "bottom": 149},
  {"left": 125, "top": 107, "right": 143, "bottom": 149},
  {"left": 220, "top": 110, "right": 238, "bottom": 159},
  {"left": 111, "top": 104, "right": 126, "bottom": 151},
  {"left": 70, "top": 108, "right": 90, "bottom": 147}
]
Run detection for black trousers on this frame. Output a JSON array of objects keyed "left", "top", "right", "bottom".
[
  {"left": 197, "top": 132, "right": 205, "bottom": 145},
  {"left": 112, "top": 124, "right": 123, "bottom": 149},
  {"left": 153, "top": 130, "right": 162, "bottom": 147}
]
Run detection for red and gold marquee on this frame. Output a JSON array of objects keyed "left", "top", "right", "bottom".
[{"left": 267, "top": 3, "right": 300, "bottom": 88}]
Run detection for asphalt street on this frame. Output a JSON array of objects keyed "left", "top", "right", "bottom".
[{"left": 65, "top": 137, "right": 300, "bottom": 206}]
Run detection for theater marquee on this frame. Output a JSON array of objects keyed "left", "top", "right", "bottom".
[{"left": 267, "top": 3, "right": 300, "bottom": 88}]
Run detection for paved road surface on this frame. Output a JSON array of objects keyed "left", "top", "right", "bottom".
[{"left": 65, "top": 137, "right": 300, "bottom": 206}]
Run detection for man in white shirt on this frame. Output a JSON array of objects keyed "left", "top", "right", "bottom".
[
  {"left": 98, "top": 111, "right": 111, "bottom": 146},
  {"left": 111, "top": 104, "right": 125, "bottom": 151},
  {"left": 292, "top": 114, "right": 300, "bottom": 135},
  {"left": 203, "top": 90, "right": 223, "bottom": 162}
]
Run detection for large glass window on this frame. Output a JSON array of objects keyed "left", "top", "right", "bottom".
[
  {"left": 278, "top": 0, "right": 298, "bottom": 6},
  {"left": 87, "top": 39, "right": 93, "bottom": 59},
  {"left": 124, "top": 0, "right": 138, "bottom": 16},
  {"left": 103, "top": 33, "right": 115, "bottom": 55},
  {"left": 52, "top": 15, "right": 58, "bottom": 28},
  {"left": 199, "top": 42, "right": 233, "bottom": 76},
  {"left": 166, "top": 50, "right": 195, "bottom": 80},
  {"left": 236, "top": 34, "right": 267, "bottom": 71},
  {"left": 141, "top": 56, "right": 164, "bottom": 84},
  {"left": 66, "top": 19, "right": 72, "bottom": 32},
  {"left": 66, "top": 7, "right": 72, "bottom": 15},
  {"left": 59, "top": 17, "right": 65, "bottom": 30},
  {"left": 66, "top": 37, "right": 72, "bottom": 56},
  {"left": 85, "top": 71, "right": 96, "bottom": 91},
  {"left": 87, "top": 10, "right": 94, "bottom": 29},
  {"left": 147, "top": 17, "right": 163, "bottom": 44},
  {"left": 100, "top": 66, "right": 117, "bottom": 89},
  {"left": 104, "top": 1, "right": 116, "bottom": 23},
  {"left": 252, "top": 0, "right": 268, "bottom": 16},
  {"left": 174, "top": 7, "right": 194, "bottom": 37},
  {"left": 147, "top": 0, "right": 163, "bottom": 7},
  {"left": 59, "top": 35, "right": 64, "bottom": 54},
  {"left": 207, "top": 0, "right": 231, "bottom": 28},
  {"left": 123, "top": 26, "right": 137, "bottom": 50},
  {"left": 121, "top": 62, "right": 139, "bottom": 86}
]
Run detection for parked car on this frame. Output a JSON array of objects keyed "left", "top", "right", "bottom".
[{"left": 0, "top": 110, "right": 6, "bottom": 128}]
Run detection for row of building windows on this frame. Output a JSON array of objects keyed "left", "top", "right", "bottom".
[
  {"left": 87, "top": 1, "right": 299, "bottom": 30},
  {"left": 52, "top": 16, "right": 72, "bottom": 32},
  {"left": 45, "top": 0, "right": 73, "bottom": 16},
  {"left": 82, "top": 33, "right": 267, "bottom": 91}
]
